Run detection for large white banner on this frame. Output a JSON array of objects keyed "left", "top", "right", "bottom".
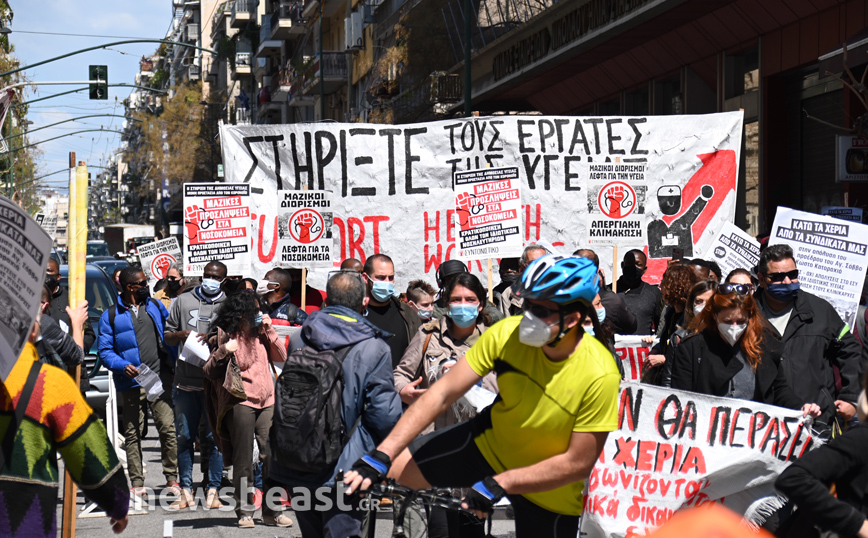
[
  {"left": 703, "top": 222, "right": 761, "bottom": 280},
  {"left": 220, "top": 113, "right": 743, "bottom": 290},
  {"left": 0, "top": 196, "right": 52, "bottom": 379},
  {"left": 770, "top": 207, "right": 868, "bottom": 328},
  {"left": 183, "top": 183, "right": 251, "bottom": 276},
  {"left": 581, "top": 382, "right": 817, "bottom": 538}
]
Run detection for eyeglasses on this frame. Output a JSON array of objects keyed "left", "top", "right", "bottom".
[
  {"left": 765, "top": 270, "right": 798, "bottom": 283},
  {"left": 522, "top": 302, "right": 559, "bottom": 319},
  {"left": 718, "top": 283, "right": 753, "bottom": 296}
]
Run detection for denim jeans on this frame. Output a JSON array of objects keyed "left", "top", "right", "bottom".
[{"left": 173, "top": 387, "right": 223, "bottom": 490}]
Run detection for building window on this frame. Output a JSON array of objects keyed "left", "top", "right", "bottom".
[
  {"left": 725, "top": 47, "right": 759, "bottom": 100},
  {"left": 598, "top": 97, "right": 620, "bottom": 115},
  {"left": 625, "top": 87, "right": 649, "bottom": 115}
]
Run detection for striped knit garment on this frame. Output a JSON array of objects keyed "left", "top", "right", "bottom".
[{"left": 0, "top": 343, "right": 129, "bottom": 537}]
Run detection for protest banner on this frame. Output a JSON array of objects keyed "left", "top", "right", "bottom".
[
  {"left": 137, "top": 237, "right": 182, "bottom": 289},
  {"left": 703, "top": 222, "right": 761, "bottom": 279},
  {"left": 822, "top": 206, "right": 863, "bottom": 223},
  {"left": 34, "top": 212, "right": 44, "bottom": 226},
  {"left": 614, "top": 334, "right": 653, "bottom": 382},
  {"left": 275, "top": 190, "right": 333, "bottom": 268},
  {"left": 770, "top": 207, "right": 868, "bottom": 328},
  {"left": 0, "top": 196, "right": 53, "bottom": 380},
  {"left": 219, "top": 112, "right": 743, "bottom": 290},
  {"left": 453, "top": 167, "right": 523, "bottom": 260},
  {"left": 580, "top": 382, "right": 817, "bottom": 538},
  {"left": 183, "top": 183, "right": 251, "bottom": 275},
  {"left": 34, "top": 212, "right": 58, "bottom": 240}
]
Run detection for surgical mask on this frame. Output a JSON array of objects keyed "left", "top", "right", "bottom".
[
  {"left": 201, "top": 277, "right": 223, "bottom": 296},
  {"left": 253, "top": 312, "right": 263, "bottom": 327},
  {"left": 449, "top": 304, "right": 478, "bottom": 328},
  {"left": 583, "top": 324, "right": 595, "bottom": 337},
  {"left": 693, "top": 304, "right": 705, "bottom": 317},
  {"left": 135, "top": 286, "right": 151, "bottom": 302},
  {"left": 167, "top": 279, "right": 182, "bottom": 294},
  {"left": 718, "top": 322, "right": 747, "bottom": 346},
  {"left": 518, "top": 310, "right": 557, "bottom": 347},
  {"left": 766, "top": 282, "right": 800, "bottom": 302},
  {"left": 256, "top": 281, "right": 277, "bottom": 296},
  {"left": 370, "top": 280, "right": 395, "bottom": 303},
  {"left": 417, "top": 308, "right": 433, "bottom": 321},
  {"left": 596, "top": 306, "right": 606, "bottom": 324}
]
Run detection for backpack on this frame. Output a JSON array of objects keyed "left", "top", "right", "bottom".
[{"left": 270, "top": 344, "right": 360, "bottom": 473}]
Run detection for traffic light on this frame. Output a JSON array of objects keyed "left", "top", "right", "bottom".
[{"left": 89, "top": 65, "right": 108, "bottom": 100}]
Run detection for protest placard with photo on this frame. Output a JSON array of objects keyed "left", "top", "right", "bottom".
[
  {"left": 770, "top": 207, "right": 868, "bottom": 328},
  {"left": 183, "top": 183, "right": 251, "bottom": 275},
  {"left": 275, "top": 190, "right": 333, "bottom": 268},
  {"left": 581, "top": 382, "right": 817, "bottom": 538},
  {"left": 0, "top": 197, "right": 53, "bottom": 380},
  {"left": 137, "top": 237, "right": 183, "bottom": 289},
  {"left": 453, "top": 167, "right": 523, "bottom": 260},
  {"left": 703, "top": 222, "right": 761, "bottom": 279}
]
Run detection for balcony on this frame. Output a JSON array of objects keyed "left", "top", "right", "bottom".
[
  {"left": 271, "top": 2, "right": 304, "bottom": 40},
  {"left": 186, "top": 22, "right": 199, "bottom": 43},
  {"left": 257, "top": 17, "right": 282, "bottom": 57},
  {"left": 234, "top": 107, "right": 252, "bottom": 125},
  {"left": 235, "top": 52, "right": 253, "bottom": 75},
  {"left": 231, "top": 0, "right": 255, "bottom": 28},
  {"left": 212, "top": 2, "right": 231, "bottom": 37},
  {"left": 256, "top": 101, "right": 283, "bottom": 124},
  {"left": 302, "top": 52, "right": 348, "bottom": 96},
  {"left": 270, "top": 68, "right": 293, "bottom": 101}
]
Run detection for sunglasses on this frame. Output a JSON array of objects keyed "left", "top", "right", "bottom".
[
  {"left": 522, "top": 302, "right": 560, "bottom": 319},
  {"left": 765, "top": 270, "right": 798, "bottom": 283},
  {"left": 129, "top": 280, "right": 148, "bottom": 288},
  {"left": 717, "top": 283, "right": 753, "bottom": 296}
]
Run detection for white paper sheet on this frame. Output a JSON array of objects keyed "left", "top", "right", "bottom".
[
  {"left": 135, "top": 364, "right": 164, "bottom": 402},
  {"left": 179, "top": 331, "right": 210, "bottom": 367}
]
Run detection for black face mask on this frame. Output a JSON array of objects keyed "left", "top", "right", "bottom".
[
  {"left": 500, "top": 273, "right": 519, "bottom": 286},
  {"left": 622, "top": 265, "right": 645, "bottom": 281},
  {"left": 166, "top": 280, "right": 182, "bottom": 294},
  {"left": 135, "top": 286, "right": 151, "bottom": 302},
  {"left": 45, "top": 274, "right": 59, "bottom": 290},
  {"left": 222, "top": 279, "right": 241, "bottom": 295}
]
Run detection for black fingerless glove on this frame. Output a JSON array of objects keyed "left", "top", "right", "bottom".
[
  {"left": 462, "top": 476, "right": 506, "bottom": 515},
  {"left": 350, "top": 449, "right": 392, "bottom": 485}
]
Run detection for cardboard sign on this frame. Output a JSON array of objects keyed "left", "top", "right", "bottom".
[
  {"left": 219, "top": 112, "right": 743, "bottom": 289},
  {"left": 580, "top": 382, "right": 817, "bottom": 538},
  {"left": 183, "top": 183, "right": 251, "bottom": 275},
  {"left": 453, "top": 167, "right": 523, "bottom": 260},
  {"left": 0, "top": 196, "right": 53, "bottom": 380},
  {"left": 704, "top": 222, "right": 761, "bottom": 279},
  {"left": 275, "top": 190, "right": 334, "bottom": 268},
  {"left": 137, "top": 237, "right": 182, "bottom": 288},
  {"left": 770, "top": 207, "right": 868, "bottom": 328}
]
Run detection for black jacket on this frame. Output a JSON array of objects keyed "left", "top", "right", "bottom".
[
  {"left": 599, "top": 288, "right": 637, "bottom": 335},
  {"left": 755, "top": 289, "right": 862, "bottom": 422},
  {"left": 776, "top": 422, "right": 868, "bottom": 538},
  {"left": 669, "top": 329, "right": 804, "bottom": 409}
]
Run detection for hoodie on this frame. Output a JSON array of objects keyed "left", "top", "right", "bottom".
[
  {"left": 166, "top": 286, "right": 227, "bottom": 390},
  {"left": 269, "top": 305, "right": 402, "bottom": 488}
]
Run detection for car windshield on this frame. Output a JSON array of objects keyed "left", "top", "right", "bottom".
[
  {"left": 87, "top": 243, "right": 110, "bottom": 257},
  {"left": 60, "top": 268, "right": 117, "bottom": 321}
]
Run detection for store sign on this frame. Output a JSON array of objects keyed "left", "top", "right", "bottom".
[{"left": 835, "top": 135, "right": 868, "bottom": 182}]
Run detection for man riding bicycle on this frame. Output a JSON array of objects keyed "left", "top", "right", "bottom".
[{"left": 344, "top": 256, "right": 621, "bottom": 537}]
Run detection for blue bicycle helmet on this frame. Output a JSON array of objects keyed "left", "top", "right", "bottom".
[{"left": 512, "top": 255, "right": 599, "bottom": 306}]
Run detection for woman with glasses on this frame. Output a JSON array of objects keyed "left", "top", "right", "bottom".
[
  {"left": 724, "top": 268, "right": 758, "bottom": 291},
  {"left": 669, "top": 284, "right": 821, "bottom": 416},
  {"left": 394, "top": 272, "right": 497, "bottom": 538}
]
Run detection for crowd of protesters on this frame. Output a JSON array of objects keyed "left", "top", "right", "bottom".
[{"left": 2, "top": 235, "right": 868, "bottom": 538}]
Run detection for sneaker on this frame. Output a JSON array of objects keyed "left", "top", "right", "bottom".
[
  {"left": 263, "top": 513, "right": 293, "bottom": 527},
  {"left": 205, "top": 489, "right": 223, "bottom": 510},
  {"left": 238, "top": 516, "right": 255, "bottom": 529},
  {"left": 165, "top": 481, "right": 182, "bottom": 497},
  {"left": 167, "top": 490, "right": 194, "bottom": 511},
  {"left": 253, "top": 488, "right": 263, "bottom": 510}
]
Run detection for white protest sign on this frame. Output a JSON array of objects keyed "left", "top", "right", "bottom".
[
  {"left": 580, "top": 382, "right": 817, "bottom": 538},
  {"left": 822, "top": 206, "right": 863, "bottom": 223},
  {"left": 770, "top": 207, "right": 868, "bottom": 328},
  {"left": 275, "top": 190, "right": 334, "bottom": 268},
  {"left": 453, "top": 167, "right": 523, "bottom": 260},
  {"left": 703, "top": 222, "right": 761, "bottom": 279},
  {"left": 137, "top": 237, "right": 182, "bottom": 288},
  {"left": 183, "top": 183, "right": 251, "bottom": 275},
  {"left": 42, "top": 213, "right": 57, "bottom": 240},
  {"left": 34, "top": 212, "right": 44, "bottom": 225},
  {"left": 0, "top": 197, "right": 53, "bottom": 380},
  {"left": 220, "top": 112, "right": 743, "bottom": 289},
  {"left": 613, "top": 334, "right": 653, "bottom": 382}
]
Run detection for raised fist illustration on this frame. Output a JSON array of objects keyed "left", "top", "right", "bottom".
[
  {"left": 605, "top": 185, "right": 628, "bottom": 218},
  {"left": 294, "top": 212, "right": 321, "bottom": 243}
]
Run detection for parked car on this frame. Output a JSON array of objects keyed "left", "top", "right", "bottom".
[
  {"left": 86, "top": 240, "right": 111, "bottom": 258},
  {"left": 89, "top": 258, "right": 130, "bottom": 288},
  {"left": 58, "top": 264, "right": 118, "bottom": 416}
]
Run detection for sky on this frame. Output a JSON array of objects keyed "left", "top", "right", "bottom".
[{"left": 11, "top": 0, "right": 172, "bottom": 193}]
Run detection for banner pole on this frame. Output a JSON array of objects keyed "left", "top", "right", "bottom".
[
  {"left": 301, "top": 267, "right": 307, "bottom": 311},
  {"left": 487, "top": 259, "right": 493, "bottom": 303},
  {"left": 612, "top": 245, "right": 619, "bottom": 293}
]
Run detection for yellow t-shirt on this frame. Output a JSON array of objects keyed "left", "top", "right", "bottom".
[{"left": 464, "top": 315, "right": 621, "bottom": 515}]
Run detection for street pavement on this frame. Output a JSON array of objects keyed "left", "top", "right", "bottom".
[{"left": 57, "top": 425, "right": 517, "bottom": 538}]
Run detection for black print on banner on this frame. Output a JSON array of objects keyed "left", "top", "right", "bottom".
[{"left": 647, "top": 185, "right": 713, "bottom": 258}]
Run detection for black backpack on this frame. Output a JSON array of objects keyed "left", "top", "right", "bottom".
[{"left": 270, "top": 344, "right": 360, "bottom": 473}]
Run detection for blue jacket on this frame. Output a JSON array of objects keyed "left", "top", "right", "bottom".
[
  {"left": 98, "top": 298, "right": 170, "bottom": 393},
  {"left": 271, "top": 305, "right": 402, "bottom": 488}
]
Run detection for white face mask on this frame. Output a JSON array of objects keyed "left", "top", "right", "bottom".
[
  {"left": 693, "top": 304, "right": 705, "bottom": 317},
  {"left": 519, "top": 310, "right": 557, "bottom": 347},
  {"left": 718, "top": 322, "right": 747, "bottom": 346}
]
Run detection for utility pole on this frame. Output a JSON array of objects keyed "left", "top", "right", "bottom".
[
  {"left": 320, "top": 0, "right": 325, "bottom": 121},
  {"left": 464, "top": 0, "right": 472, "bottom": 117}
]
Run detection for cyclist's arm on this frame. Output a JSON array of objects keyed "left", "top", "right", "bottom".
[
  {"left": 493, "top": 430, "right": 609, "bottom": 495},
  {"left": 378, "top": 357, "right": 482, "bottom": 459}
]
